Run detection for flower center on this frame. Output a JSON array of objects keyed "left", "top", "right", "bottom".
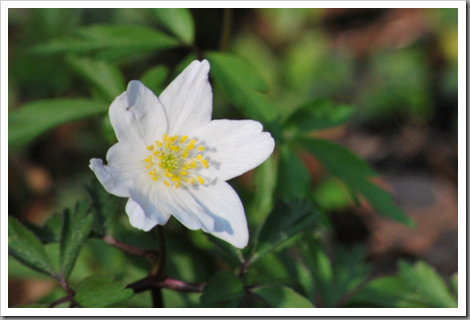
[{"left": 143, "top": 134, "right": 210, "bottom": 189}]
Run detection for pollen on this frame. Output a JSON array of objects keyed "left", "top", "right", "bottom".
[{"left": 143, "top": 133, "right": 211, "bottom": 189}]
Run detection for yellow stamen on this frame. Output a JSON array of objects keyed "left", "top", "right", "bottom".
[
  {"left": 196, "top": 154, "right": 203, "bottom": 160},
  {"left": 198, "top": 146, "right": 204, "bottom": 151},
  {"left": 197, "top": 176, "right": 204, "bottom": 184}
]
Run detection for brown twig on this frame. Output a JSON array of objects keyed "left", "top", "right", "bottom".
[
  {"left": 102, "top": 234, "right": 158, "bottom": 259},
  {"left": 127, "top": 276, "right": 205, "bottom": 294}
]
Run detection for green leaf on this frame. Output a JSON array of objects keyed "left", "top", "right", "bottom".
[
  {"left": 86, "top": 180, "right": 117, "bottom": 236},
  {"left": 140, "top": 65, "right": 169, "bottom": 96},
  {"left": 275, "top": 145, "right": 311, "bottom": 201},
  {"left": 299, "top": 137, "right": 414, "bottom": 226},
  {"left": 285, "top": 98, "right": 355, "bottom": 133},
  {"left": 74, "top": 275, "right": 134, "bottom": 308},
  {"left": 59, "top": 201, "right": 94, "bottom": 279},
  {"left": 451, "top": 273, "right": 458, "bottom": 297},
  {"left": 251, "top": 200, "right": 320, "bottom": 263},
  {"left": 65, "top": 55, "right": 125, "bottom": 102},
  {"left": 252, "top": 285, "right": 314, "bottom": 308},
  {"left": 150, "top": 8, "right": 195, "bottom": 45},
  {"left": 9, "top": 99, "right": 108, "bottom": 148},
  {"left": 398, "top": 261, "right": 458, "bottom": 308},
  {"left": 207, "top": 51, "right": 276, "bottom": 123},
  {"left": 34, "top": 25, "right": 180, "bottom": 60},
  {"left": 347, "top": 276, "right": 427, "bottom": 307},
  {"left": 200, "top": 272, "right": 245, "bottom": 307},
  {"left": 206, "top": 234, "right": 243, "bottom": 266},
  {"left": 8, "top": 217, "right": 57, "bottom": 278}
]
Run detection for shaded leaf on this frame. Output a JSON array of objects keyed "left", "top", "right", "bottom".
[
  {"left": 347, "top": 276, "right": 429, "bottom": 308},
  {"left": 207, "top": 51, "right": 276, "bottom": 123},
  {"left": 299, "top": 137, "right": 414, "bottom": 226},
  {"left": 275, "top": 145, "right": 311, "bottom": 201},
  {"left": 206, "top": 234, "right": 243, "bottom": 266},
  {"left": 8, "top": 217, "right": 57, "bottom": 278},
  {"left": 74, "top": 275, "right": 134, "bottom": 308},
  {"left": 398, "top": 260, "right": 457, "bottom": 308},
  {"left": 285, "top": 98, "right": 355, "bottom": 133},
  {"left": 9, "top": 99, "right": 108, "bottom": 148},
  {"left": 252, "top": 285, "right": 314, "bottom": 308},
  {"left": 34, "top": 25, "right": 180, "bottom": 60},
  {"left": 140, "top": 65, "right": 169, "bottom": 96},
  {"left": 251, "top": 199, "right": 320, "bottom": 263},
  {"left": 200, "top": 272, "right": 244, "bottom": 307},
  {"left": 86, "top": 179, "right": 117, "bottom": 236},
  {"left": 150, "top": 8, "right": 195, "bottom": 45},
  {"left": 65, "top": 55, "right": 125, "bottom": 102},
  {"left": 59, "top": 201, "right": 94, "bottom": 279}
]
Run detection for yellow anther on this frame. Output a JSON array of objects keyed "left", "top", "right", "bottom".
[
  {"left": 144, "top": 158, "right": 149, "bottom": 163},
  {"left": 170, "top": 146, "right": 180, "bottom": 152},
  {"left": 196, "top": 154, "right": 203, "bottom": 160},
  {"left": 186, "top": 144, "right": 194, "bottom": 150},
  {"left": 148, "top": 171, "right": 153, "bottom": 175},
  {"left": 163, "top": 134, "right": 168, "bottom": 141},
  {"left": 180, "top": 136, "right": 188, "bottom": 143},
  {"left": 190, "top": 139, "right": 196, "bottom": 145},
  {"left": 152, "top": 176, "right": 157, "bottom": 181},
  {"left": 153, "top": 151, "right": 160, "bottom": 156},
  {"left": 182, "top": 152, "right": 188, "bottom": 159},
  {"left": 164, "top": 181, "right": 170, "bottom": 187},
  {"left": 156, "top": 141, "right": 162, "bottom": 147},
  {"left": 197, "top": 176, "right": 204, "bottom": 184},
  {"left": 165, "top": 142, "right": 170, "bottom": 148},
  {"left": 189, "top": 178, "right": 195, "bottom": 185},
  {"left": 198, "top": 146, "right": 205, "bottom": 151},
  {"left": 147, "top": 145, "right": 154, "bottom": 151},
  {"left": 190, "top": 161, "right": 197, "bottom": 169},
  {"left": 165, "top": 173, "right": 172, "bottom": 178},
  {"left": 180, "top": 171, "right": 188, "bottom": 176}
]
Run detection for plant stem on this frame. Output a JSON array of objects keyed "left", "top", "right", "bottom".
[
  {"left": 48, "top": 295, "right": 74, "bottom": 308},
  {"left": 149, "top": 225, "right": 166, "bottom": 307},
  {"left": 102, "top": 234, "right": 158, "bottom": 259},
  {"left": 219, "top": 8, "right": 233, "bottom": 51},
  {"left": 127, "top": 277, "right": 205, "bottom": 294}
]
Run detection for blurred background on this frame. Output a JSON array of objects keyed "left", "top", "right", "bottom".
[{"left": 8, "top": 8, "right": 458, "bottom": 307}]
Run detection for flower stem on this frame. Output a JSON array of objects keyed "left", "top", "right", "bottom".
[
  {"left": 219, "top": 8, "right": 233, "bottom": 51},
  {"left": 149, "top": 225, "right": 166, "bottom": 307},
  {"left": 102, "top": 234, "right": 158, "bottom": 259}
]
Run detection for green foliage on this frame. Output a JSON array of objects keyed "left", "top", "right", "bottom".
[
  {"left": 59, "top": 201, "right": 94, "bottom": 279},
  {"left": 149, "top": 8, "right": 195, "bottom": 45},
  {"left": 207, "top": 51, "right": 277, "bottom": 123},
  {"left": 74, "top": 275, "right": 134, "bottom": 307},
  {"left": 9, "top": 99, "right": 109, "bottom": 149},
  {"left": 200, "top": 272, "right": 245, "bottom": 307},
  {"left": 252, "top": 285, "right": 314, "bottom": 308},
  {"left": 275, "top": 145, "right": 311, "bottom": 201},
  {"left": 398, "top": 261, "right": 457, "bottom": 308},
  {"left": 33, "top": 24, "right": 180, "bottom": 60},
  {"left": 8, "top": 217, "right": 57, "bottom": 278},
  {"left": 250, "top": 200, "right": 320, "bottom": 264},
  {"left": 299, "top": 137, "right": 414, "bottom": 226},
  {"left": 284, "top": 98, "right": 355, "bottom": 133},
  {"left": 348, "top": 260, "right": 458, "bottom": 308},
  {"left": 140, "top": 65, "right": 169, "bottom": 96},
  {"left": 65, "top": 55, "right": 125, "bottom": 102},
  {"left": 86, "top": 180, "right": 117, "bottom": 236},
  {"left": 301, "top": 238, "right": 370, "bottom": 307}
]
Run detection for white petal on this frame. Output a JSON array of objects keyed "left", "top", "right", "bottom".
[
  {"left": 126, "top": 198, "right": 159, "bottom": 231},
  {"left": 196, "top": 119, "right": 275, "bottom": 181},
  {"left": 109, "top": 81, "right": 168, "bottom": 149},
  {"left": 188, "top": 181, "right": 248, "bottom": 248},
  {"left": 89, "top": 143, "right": 146, "bottom": 198},
  {"left": 159, "top": 60, "right": 212, "bottom": 136},
  {"left": 127, "top": 176, "right": 172, "bottom": 228},
  {"left": 127, "top": 174, "right": 214, "bottom": 232}
]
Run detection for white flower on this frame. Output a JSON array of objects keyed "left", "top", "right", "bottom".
[{"left": 90, "top": 60, "right": 275, "bottom": 248}]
